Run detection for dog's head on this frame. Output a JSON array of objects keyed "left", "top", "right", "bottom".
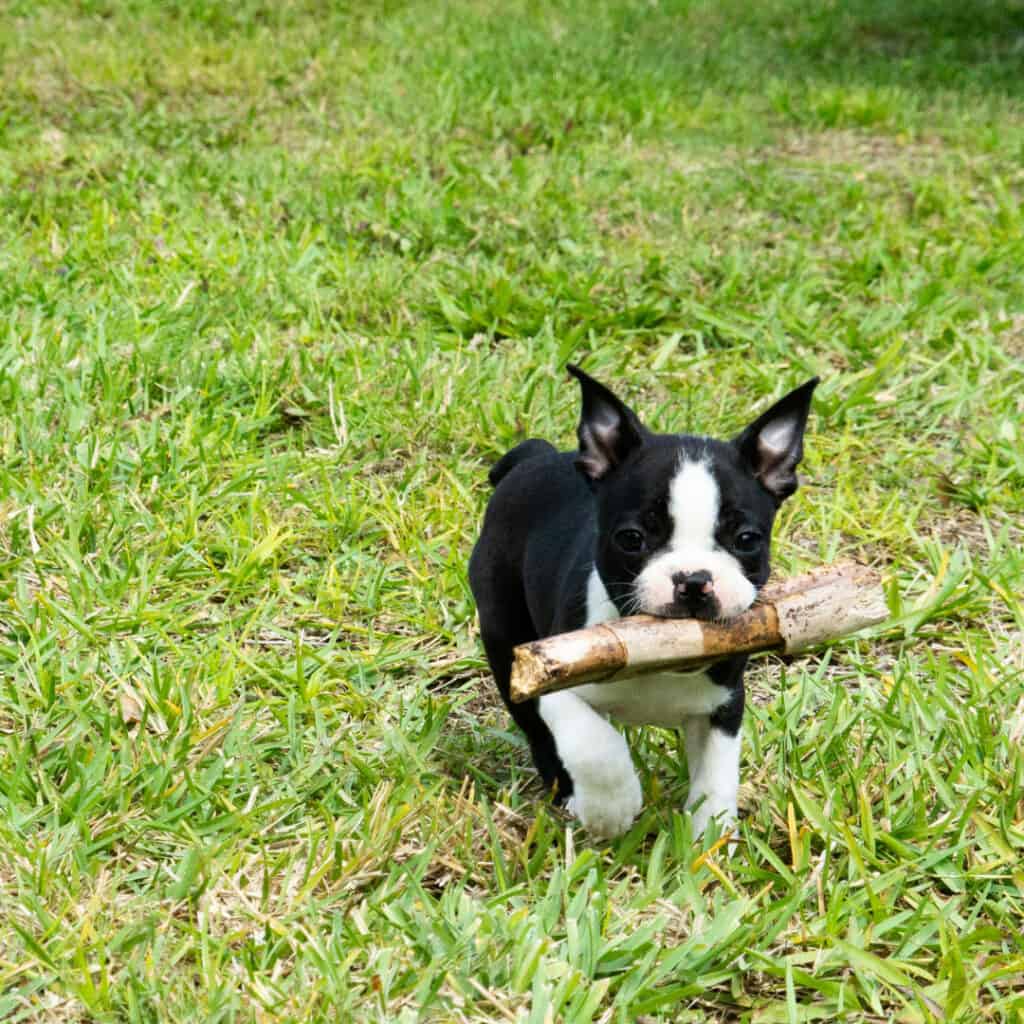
[{"left": 568, "top": 364, "right": 818, "bottom": 621}]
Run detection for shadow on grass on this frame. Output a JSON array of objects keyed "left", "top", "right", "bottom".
[
  {"left": 756, "top": 0, "right": 1024, "bottom": 91},
  {"left": 445, "top": 0, "right": 1024, "bottom": 115},
  {"left": 624, "top": 0, "right": 1024, "bottom": 96}
]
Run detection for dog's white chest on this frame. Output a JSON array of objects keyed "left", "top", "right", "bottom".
[
  {"left": 573, "top": 670, "right": 730, "bottom": 726},
  {"left": 578, "top": 568, "right": 732, "bottom": 726}
]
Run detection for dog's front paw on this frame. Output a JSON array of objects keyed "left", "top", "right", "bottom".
[
  {"left": 539, "top": 691, "right": 642, "bottom": 840},
  {"left": 564, "top": 739, "right": 643, "bottom": 840},
  {"left": 688, "top": 795, "right": 738, "bottom": 846}
]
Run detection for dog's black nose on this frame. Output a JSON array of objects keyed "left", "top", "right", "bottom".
[{"left": 673, "top": 571, "right": 713, "bottom": 609}]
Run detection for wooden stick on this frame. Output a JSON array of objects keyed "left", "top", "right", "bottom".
[{"left": 509, "top": 562, "right": 888, "bottom": 703}]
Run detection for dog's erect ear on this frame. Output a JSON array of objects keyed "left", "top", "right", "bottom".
[
  {"left": 567, "top": 363, "right": 647, "bottom": 481},
  {"left": 734, "top": 378, "right": 819, "bottom": 501}
]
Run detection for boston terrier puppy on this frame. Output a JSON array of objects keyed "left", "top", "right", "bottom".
[{"left": 469, "top": 365, "right": 818, "bottom": 840}]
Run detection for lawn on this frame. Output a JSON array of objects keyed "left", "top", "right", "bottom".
[{"left": 1, "top": 0, "right": 1023, "bottom": 1020}]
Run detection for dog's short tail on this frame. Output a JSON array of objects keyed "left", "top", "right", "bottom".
[{"left": 487, "top": 439, "right": 558, "bottom": 487}]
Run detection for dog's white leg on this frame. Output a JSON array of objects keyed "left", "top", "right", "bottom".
[
  {"left": 683, "top": 715, "right": 709, "bottom": 793},
  {"left": 685, "top": 719, "right": 740, "bottom": 841},
  {"left": 538, "top": 690, "right": 642, "bottom": 839}
]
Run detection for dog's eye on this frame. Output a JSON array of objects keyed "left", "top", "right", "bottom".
[
  {"left": 735, "top": 529, "right": 762, "bottom": 553},
  {"left": 615, "top": 528, "right": 645, "bottom": 554}
]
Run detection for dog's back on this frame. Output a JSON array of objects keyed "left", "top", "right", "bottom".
[
  {"left": 486, "top": 439, "right": 558, "bottom": 487},
  {"left": 471, "top": 439, "right": 597, "bottom": 638}
]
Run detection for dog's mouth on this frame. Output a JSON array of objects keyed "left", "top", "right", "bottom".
[{"left": 649, "top": 603, "right": 729, "bottom": 624}]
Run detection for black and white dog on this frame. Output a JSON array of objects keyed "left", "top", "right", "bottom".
[{"left": 469, "top": 365, "right": 818, "bottom": 840}]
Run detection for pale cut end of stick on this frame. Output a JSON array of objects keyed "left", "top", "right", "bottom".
[
  {"left": 773, "top": 563, "right": 889, "bottom": 653},
  {"left": 509, "top": 561, "right": 889, "bottom": 703},
  {"left": 512, "top": 622, "right": 628, "bottom": 694}
]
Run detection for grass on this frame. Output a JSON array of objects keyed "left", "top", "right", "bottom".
[{"left": 1, "top": 0, "right": 1023, "bottom": 1019}]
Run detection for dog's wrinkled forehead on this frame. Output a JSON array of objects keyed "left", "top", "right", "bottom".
[
  {"left": 667, "top": 458, "right": 719, "bottom": 548},
  {"left": 599, "top": 436, "right": 775, "bottom": 531},
  {"left": 596, "top": 439, "right": 692, "bottom": 515}
]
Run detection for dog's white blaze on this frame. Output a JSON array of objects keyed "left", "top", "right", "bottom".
[
  {"left": 635, "top": 458, "right": 756, "bottom": 619},
  {"left": 669, "top": 458, "right": 719, "bottom": 550}
]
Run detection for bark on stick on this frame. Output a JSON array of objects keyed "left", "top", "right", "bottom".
[{"left": 509, "top": 562, "right": 888, "bottom": 703}]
